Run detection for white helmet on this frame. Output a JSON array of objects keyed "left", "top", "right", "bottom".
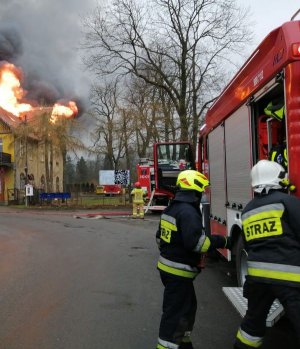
[{"left": 251, "top": 160, "right": 286, "bottom": 193}]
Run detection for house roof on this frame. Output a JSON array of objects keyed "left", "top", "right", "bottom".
[
  {"left": 0, "top": 106, "right": 53, "bottom": 130},
  {"left": 0, "top": 107, "right": 20, "bottom": 129}
]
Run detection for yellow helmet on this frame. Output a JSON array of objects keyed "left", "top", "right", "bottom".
[{"left": 176, "top": 170, "right": 209, "bottom": 193}]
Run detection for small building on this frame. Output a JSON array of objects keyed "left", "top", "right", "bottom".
[{"left": 0, "top": 107, "right": 64, "bottom": 205}]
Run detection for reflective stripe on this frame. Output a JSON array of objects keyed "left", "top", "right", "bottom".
[
  {"left": 236, "top": 328, "right": 263, "bottom": 348},
  {"left": 200, "top": 236, "right": 211, "bottom": 252},
  {"left": 242, "top": 204, "right": 284, "bottom": 241},
  {"left": 270, "top": 151, "right": 276, "bottom": 162},
  {"left": 160, "top": 214, "right": 177, "bottom": 243},
  {"left": 242, "top": 203, "right": 284, "bottom": 220},
  {"left": 157, "top": 337, "right": 179, "bottom": 349},
  {"left": 157, "top": 256, "right": 199, "bottom": 278},
  {"left": 161, "top": 214, "right": 177, "bottom": 227},
  {"left": 193, "top": 234, "right": 211, "bottom": 253},
  {"left": 247, "top": 261, "right": 300, "bottom": 283}
]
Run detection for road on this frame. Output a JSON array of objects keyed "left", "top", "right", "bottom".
[{"left": 0, "top": 207, "right": 297, "bottom": 349}]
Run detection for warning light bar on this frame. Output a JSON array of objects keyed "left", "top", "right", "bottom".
[{"left": 292, "top": 43, "right": 300, "bottom": 56}]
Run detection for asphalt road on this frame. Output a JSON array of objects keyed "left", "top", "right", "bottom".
[{"left": 0, "top": 207, "right": 297, "bottom": 349}]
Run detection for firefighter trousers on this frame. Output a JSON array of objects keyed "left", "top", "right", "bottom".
[
  {"left": 157, "top": 271, "right": 196, "bottom": 349},
  {"left": 132, "top": 202, "right": 144, "bottom": 218},
  {"left": 234, "top": 280, "right": 300, "bottom": 348}
]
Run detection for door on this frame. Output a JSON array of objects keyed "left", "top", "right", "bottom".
[{"left": 0, "top": 169, "right": 5, "bottom": 202}]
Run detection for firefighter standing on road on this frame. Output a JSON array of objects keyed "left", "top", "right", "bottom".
[
  {"left": 130, "top": 181, "right": 146, "bottom": 219},
  {"left": 156, "top": 170, "right": 231, "bottom": 349},
  {"left": 234, "top": 160, "right": 300, "bottom": 349}
]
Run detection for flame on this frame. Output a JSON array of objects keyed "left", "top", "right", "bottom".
[
  {"left": 0, "top": 61, "right": 78, "bottom": 122},
  {"left": 0, "top": 62, "right": 32, "bottom": 116},
  {"left": 50, "top": 101, "right": 78, "bottom": 123}
]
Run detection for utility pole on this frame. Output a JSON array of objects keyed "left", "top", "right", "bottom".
[{"left": 24, "top": 114, "right": 28, "bottom": 207}]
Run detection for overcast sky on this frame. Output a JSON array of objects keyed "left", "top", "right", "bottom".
[
  {"left": 0, "top": 0, "right": 298, "bottom": 110},
  {"left": 241, "top": 1, "right": 299, "bottom": 45}
]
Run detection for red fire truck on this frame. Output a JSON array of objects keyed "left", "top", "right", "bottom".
[
  {"left": 153, "top": 19, "right": 300, "bottom": 290},
  {"left": 136, "top": 158, "right": 170, "bottom": 211}
]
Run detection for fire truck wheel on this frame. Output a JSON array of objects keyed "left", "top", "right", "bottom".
[{"left": 235, "top": 234, "right": 248, "bottom": 287}]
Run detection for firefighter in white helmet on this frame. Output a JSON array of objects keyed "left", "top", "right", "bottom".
[
  {"left": 234, "top": 160, "right": 300, "bottom": 348},
  {"left": 155, "top": 170, "right": 231, "bottom": 349},
  {"left": 130, "top": 181, "right": 146, "bottom": 218}
]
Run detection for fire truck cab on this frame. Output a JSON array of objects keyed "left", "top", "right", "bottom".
[{"left": 136, "top": 158, "right": 169, "bottom": 212}]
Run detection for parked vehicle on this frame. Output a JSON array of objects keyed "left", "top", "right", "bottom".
[{"left": 153, "top": 20, "right": 300, "bottom": 288}]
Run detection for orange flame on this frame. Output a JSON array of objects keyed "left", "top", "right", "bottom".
[
  {"left": 0, "top": 62, "right": 32, "bottom": 116},
  {"left": 0, "top": 61, "right": 78, "bottom": 121},
  {"left": 50, "top": 101, "right": 78, "bottom": 123}
]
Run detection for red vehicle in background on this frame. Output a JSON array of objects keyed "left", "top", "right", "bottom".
[{"left": 136, "top": 158, "right": 169, "bottom": 212}]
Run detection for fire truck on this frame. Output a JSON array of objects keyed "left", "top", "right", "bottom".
[
  {"left": 136, "top": 158, "right": 170, "bottom": 212},
  {"left": 154, "top": 20, "right": 300, "bottom": 280},
  {"left": 196, "top": 18, "right": 300, "bottom": 286},
  {"left": 197, "top": 18, "right": 300, "bottom": 324},
  {"left": 153, "top": 18, "right": 300, "bottom": 324}
]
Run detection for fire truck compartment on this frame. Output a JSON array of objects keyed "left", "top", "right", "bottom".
[{"left": 222, "top": 287, "right": 284, "bottom": 327}]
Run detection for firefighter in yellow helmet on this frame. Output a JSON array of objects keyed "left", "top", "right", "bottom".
[
  {"left": 155, "top": 170, "right": 231, "bottom": 349},
  {"left": 130, "top": 181, "right": 146, "bottom": 218},
  {"left": 234, "top": 160, "right": 300, "bottom": 349}
]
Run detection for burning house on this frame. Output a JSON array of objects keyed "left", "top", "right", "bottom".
[{"left": 0, "top": 61, "right": 78, "bottom": 204}]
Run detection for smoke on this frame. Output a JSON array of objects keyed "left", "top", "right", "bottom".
[{"left": 0, "top": 0, "right": 96, "bottom": 111}]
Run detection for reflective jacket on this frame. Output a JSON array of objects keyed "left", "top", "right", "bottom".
[
  {"left": 130, "top": 188, "right": 145, "bottom": 203},
  {"left": 269, "top": 144, "right": 287, "bottom": 170},
  {"left": 264, "top": 100, "right": 285, "bottom": 121},
  {"left": 241, "top": 190, "right": 300, "bottom": 287},
  {"left": 156, "top": 190, "right": 227, "bottom": 279}
]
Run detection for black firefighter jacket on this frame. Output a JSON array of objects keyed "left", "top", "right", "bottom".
[
  {"left": 156, "top": 190, "right": 226, "bottom": 279},
  {"left": 241, "top": 190, "right": 300, "bottom": 288}
]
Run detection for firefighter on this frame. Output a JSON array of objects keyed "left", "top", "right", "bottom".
[
  {"left": 234, "top": 160, "right": 300, "bottom": 349},
  {"left": 156, "top": 170, "right": 231, "bottom": 349},
  {"left": 130, "top": 181, "right": 146, "bottom": 218},
  {"left": 268, "top": 142, "right": 288, "bottom": 171},
  {"left": 264, "top": 97, "right": 285, "bottom": 121}
]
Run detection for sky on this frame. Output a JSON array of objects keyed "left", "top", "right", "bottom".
[
  {"left": 241, "top": 1, "right": 300, "bottom": 45},
  {"left": 0, "top": 0, "right": 298, "bottom": 115}
]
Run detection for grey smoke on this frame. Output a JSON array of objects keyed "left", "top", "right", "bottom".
[
  {"left": 0, "top": 25, "right": 22, "bottom": 62},
  {"left": 0, "top": 0, "right": 96, "bottom": 110}
]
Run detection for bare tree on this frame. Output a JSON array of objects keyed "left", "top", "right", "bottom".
[
  {"left": 89, "top": 81, "right": 128, "bottom": 169},
  {"left": 82, "top": 0, "right": 252, "bottom": 148}
]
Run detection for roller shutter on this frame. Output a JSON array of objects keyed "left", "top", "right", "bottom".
[
  {"left": 225, "top": 104, "right": 252, "bottom": 209},
  {"left": 208, "top": 125, "right": 226, "bottom": 221}
]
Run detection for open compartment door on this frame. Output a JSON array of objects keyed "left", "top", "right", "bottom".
[{"left": 153, "top": 142, "right": 195, "bottom": 195}]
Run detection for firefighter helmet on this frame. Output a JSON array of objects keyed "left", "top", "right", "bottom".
[
  {"left": 251, "top": 160, "right": 286, "bottom": 193},
  {"left": 176, "top": 170, "right": 209, "bottom": 193},
  {"left": 134, "top": 181, "right": 141, "bottom": 188}
]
